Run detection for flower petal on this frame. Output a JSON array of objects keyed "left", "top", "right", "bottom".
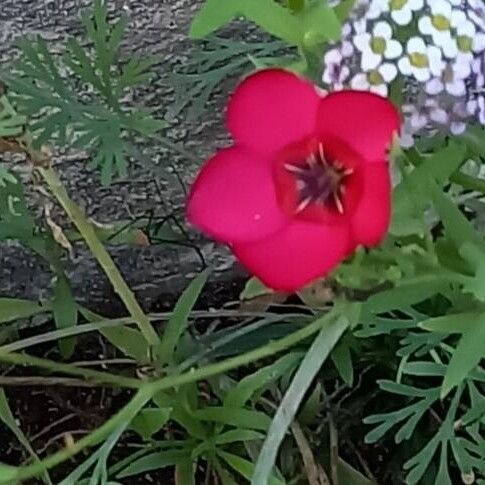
[
  {"left": 385, "top": 39, "right": 403, "bottom": 59},
  {"left": 232, "top": 221, "right": 351, "bottom": 292},
  {"left": 350, "top": 163, "right": 390, "bottom": 247},
  {"left": 186, "top": 146, "right": 287, "bottom": 243},
  {"left": 226, "top": 69, "right": 320, "bottom": 156},
  {"left": 373, "top": 21, "right": 392, "bottom": 39},
  {"left": 316, "top": 90, "right": 400, "bottom": 163}
]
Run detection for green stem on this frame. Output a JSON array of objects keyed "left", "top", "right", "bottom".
[
  {"left": 14, "top": 386, "right": 153, "bottom": 481},
  {"left": 149, "top": 308, "right": 338, "bottom": 394},
  {"left": 0, "top": 351, "right": 142, "bottom": 389},
  {"left": 38, "top": 166, "right": 159, "bottom": 348},
  {"left": 9, "top": 309, "right": 338, "bottom": 481},
  {"left": 451, "top": 172, "right": 485, "bottom": 194}
]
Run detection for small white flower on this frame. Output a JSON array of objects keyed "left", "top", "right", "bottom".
[
  {"left": 350, "top": 63, "right": 397, "bottom": 96},
  {"left": 468, "top": 0, "right": 485, "bottom": 32},
  {"left": 341, "top": 24, "right": 355, "bottom": 57},
  {"left": 354, "top": 21, "right": 402, "bottom": 70},
  {"left": 425, "top": 57, "right": 471, "bottom": 96},
  {"left": 454, "top": 19, "right": 485, "bottom": 59},
  {"left": 418, "top": 0, "right": 458, "bottom": 58},
  {"left": 450, "top": 121, "right": 466, "bottom": 134},
  {"left": 373, "top": 0, "right": 424, "bottom": 26},
  {"left": 478, "top": 97, "right": 485, "bottom": 124},
  {"left": 398, "top": 37, "right": 445, "bottom": 82},
  {"left": 323, "top": 49, "right": 350, "bottom": 89}
]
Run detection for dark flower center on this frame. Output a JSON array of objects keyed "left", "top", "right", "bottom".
[{"left": 284, "top": 143, "right": 353, "bottom": 214}]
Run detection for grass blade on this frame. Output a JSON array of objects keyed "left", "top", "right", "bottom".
[{"left": 251, "top": 314, "right": 349, "bottom": 484}]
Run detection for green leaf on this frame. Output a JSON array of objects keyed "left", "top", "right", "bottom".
[
  {"left": 224, "top": 352, "right": 302, "bottom": 407},
  {"left": 390, "top": 142, "right": 467, "bottom": 236},
  {"left": 420, "top": 313, "right": 479, "bottom": 334},
  {"left": 297, "top": 381, "right": 322, "bottom": 426},
  {"left": 0, "top": 298, "right": 50, "bottom": 324},
  {"left": 0, "top": 176, "right": 35, "bottom": 241},
  {"left": 129, "top": 407, "right": 172, "bottom": 440},
  {"left": 0, "top": 464, "right": 18, "bottom": 484},
  {"left": 214, "top": 429, "right": 264, "bottom": 445},
  {"left": 189, "top": 0, "right": 241, "bottom": 38},
  {"left": 337, "top": 457, "right": 374, "bottom": 485},
  {"left": 117, "top": 450, "right": 188, "bottom": 478},
  {"left": 193, "top": 407, "right": 272, "bottom": 431},
  {"left": 52, "top": 276, "right": 78, "bottom": 358},
  {"left": 158, "top": 269, "right": 210, "bottom": 365},
  {"left": 100, "top": 326, "right": 150, "bottom": 363},
  {"left": 0, "top": 95, "right": 26, "bottom": 138},
  {"left": 240, "top": 277, "right": 273, "bottom": 300},
  {"left": 252, "top": 315, "right": 349, "bottom": 485},
  {"left": 333, "top": 0, "right": 357, "bottom": 22},
  {"left": 431, "top": 184, "right": 483, "bottom": 251},
  {"left": 331, "top": 337, "right": 353, "bottom": 385},
  {"left": 442, "top": 313, "right": 485, "bottom": 398},
  {"left": 218, "top": 452, "right": 285, "bottom": 485},
  {"left": 176, "top": 461, "right": 195, "bottom": 485},
  {"left": 298, "top": 2, "right": 341, "bottom": 46},
  {"left": 366, "top": 277, "right": 450, "bottom": 313},
  {"left": 190, "top": 0, "right": 302, "bottom": 45}
]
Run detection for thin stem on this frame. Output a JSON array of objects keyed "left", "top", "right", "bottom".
[
  {"left": 0, "top": 351, "right": 142, "bottom": 389},
  {"left": 14, "top": 386, "right": 153, "bottom": 481},
  {"left": 451, "top": 171, "right": 485, "bottom": 194},
  {"left": 38, "top": 166, "right": 159, "bottom": 348},
  {"left": 149, "top": 309, "right": 338, "bottom": 394},
  {"left": 1, "top": 311, "right": 290, "bottom": 353},
  {"left": 9, "top": 310, "right": 338, "bottom": 482}
]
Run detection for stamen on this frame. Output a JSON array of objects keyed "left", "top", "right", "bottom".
[
  {"left": 308, "top": 153, "right": 318, "bottom": 166},
  {"left": 339, "top": 185, "right": 346, "bottom": 195},
  {"left": 296, "top": 180, "right": 307, "bottom": 191},
  {"left": 342, "top": 167, "right": 354, "bottom": 176},
  {"left": 318, "top": 143, "right": 326, "bottom": 164},
  {"left": 333, "top": 192, "right": 344, "bottom": 214},
  {"left": 284, "top": 163, "right": 305, "bottom": 174},
  {"left": 296, "top": 197, "right": 312, "bottom": 213}
]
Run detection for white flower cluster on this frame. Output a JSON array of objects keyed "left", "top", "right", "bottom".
[{"left": 322, "top": 0, "right": 485, "bottom": 146}]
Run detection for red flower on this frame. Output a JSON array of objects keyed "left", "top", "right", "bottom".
[{"left": 186, "top": 69, "right": 400, "bottom": 292}]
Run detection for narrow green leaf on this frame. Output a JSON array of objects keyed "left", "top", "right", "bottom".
[
  {"left": 240, "top": 277, "right": 273, "bottom": 300},
  {"left": 189, "top": 0, "right": 240, "bottom": 38},
  {"left": 331, "top": 338, "right": 353, "bottom": 385},
  {"left": 129, "top": 407, "right": 172, "bottom": 440},
  {"left": 337, "top": 457, "right": 374, "bottom": 485},
  {"left": 0, "top": 464, "right": 18, "bottom": 483},
  {"left": 420, "top": 313, "right": 479, "bottom": 334},
  {"left": 366, "top": 277, "right": 449, "bottom": 313},
  {"left": 159, "top": 269, "right": 210, "bottom": 365},
  {"left": 52, "top": 277, "right": 78, "bottom": 358},
  {"left": 431, "top": 184, "right": 483, "bottom": 251},
  {"left": 117, "top": 450, "right": 188, "bottom": 478},
  {"left": 442, "top": 314, "right": 485, "bottom": 398},
  {"left": 100, "top": 326, "right": 150, "bottom": 363},
  {"left": 176, "top": 461, "right": 195, "bottom": 485},
  {"left": 0, "top": 298, "right": 49, "bottom": 324},
  {"left": 224, "top": 352, "right": 302, "bottom": 407},
  {"left": 251, "top": 315, "right": 349, "bottom": 485},
  {"left": 193, "top": 407, "right": 271, "bottom": 431},
  {"left": 218, "top": 452, "right": 285, "bottom": 485}
]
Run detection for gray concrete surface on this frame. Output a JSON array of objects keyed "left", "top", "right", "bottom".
[{"left": 0, "top": 0, "right": 245, "bottom": 311}]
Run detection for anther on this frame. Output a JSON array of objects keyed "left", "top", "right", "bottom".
[
  {"left": 296, "top": 197, "right": 312, "bottom": 213},
  {"left": 333, "top": 192, "right": 344, "bottom": 214}
]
